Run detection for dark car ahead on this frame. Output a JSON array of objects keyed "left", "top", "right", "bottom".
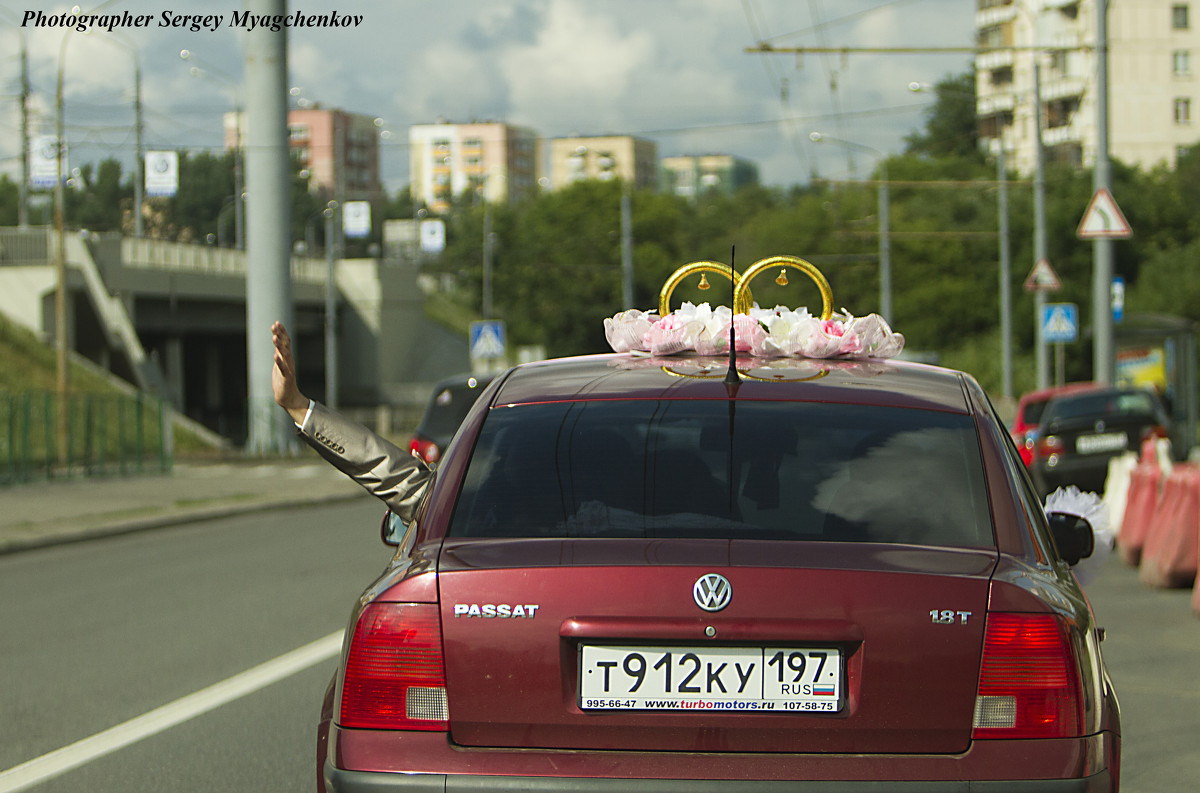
[
  {"left": 320, "top": 354, "right": 1120, "bottom": 792},
  {"left": 1011, "top": 382, "right": 1099, "bottom": 467},
  {"left": 407, "top": 373, "right": 494, "bottom": 465},
  {"left": 1031, "top": 385, "right": 1170, "bottom": 497}
]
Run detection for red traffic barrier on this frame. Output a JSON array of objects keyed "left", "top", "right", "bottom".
[
  {"left": 1138, "top": 464, "right": 1199, "bottom": 589},
  {"left": 1118, "top": 462, "right": 1162, "bottom": 567}
]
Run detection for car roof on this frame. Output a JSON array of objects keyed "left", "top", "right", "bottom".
[
  {"left": 1017, "top": 382, "right": 1098, "bottom": 406},
  {"left": 490, "top": 354, "right": 972, "bottom": 414},
  {"left": 1048, "top": 385, "right": 1148, "bottom": 402}
]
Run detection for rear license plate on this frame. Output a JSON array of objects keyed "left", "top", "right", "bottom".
[
  {"left": 579, "top": 645, "right": 842, "bottom": 712},
  {"left": 1076, "top": 432, "right": 1127, "bottom": 454}
]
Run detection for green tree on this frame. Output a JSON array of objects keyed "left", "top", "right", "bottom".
[
  {"left": 904, "top": 72, "right": 982, "bottom": 161},
  {"left": 65, "top": 158, "right": 127, "bottom": 232}
]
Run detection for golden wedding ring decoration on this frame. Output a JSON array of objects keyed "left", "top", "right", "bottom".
[
  {"left": 658, "top": 255, "right": 834, "bottom": 321},
  {"left": 655, "top": 254, "right": 835, "bottom": 382}
]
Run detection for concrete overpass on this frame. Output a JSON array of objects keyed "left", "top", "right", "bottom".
[{"left": 0, "top": 227, "right": 470, "bottom": 444}]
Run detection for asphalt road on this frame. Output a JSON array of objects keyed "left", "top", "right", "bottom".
[
  {"left": 1, "top": 502, "right": 1197, "bottom": 792},
  {"left": 0, "top": 499, "right": 389, "bottom": 792},
  {"left": 1083, "top": 552, "right": 1200, "bottom": 793}
]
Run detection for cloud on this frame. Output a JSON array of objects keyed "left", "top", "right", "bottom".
[
  {"left": 500, "top": 0, "right": 655, "bottom": 128},
  {"left": 0, "top": 0, "right": 978, "bottom": 191}
]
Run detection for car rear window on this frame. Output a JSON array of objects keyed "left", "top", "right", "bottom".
[
  {"left": 448, "top": 399, "right": 993, "bottom": 547},
  {"left": 1022, "top": 398, "right": 1050, "bottom": 426},
  {"left": 1049, "top": 391, "right": 1158, "bottom": 422}
]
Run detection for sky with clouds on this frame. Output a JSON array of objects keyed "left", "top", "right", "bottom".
[{"left": 0, "top": 0, "right": 976, "bottom": 195}]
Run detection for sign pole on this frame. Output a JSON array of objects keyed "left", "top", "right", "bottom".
[
  {"left": 1024, "top": 258, "right": 1062, "bottom": 391},
  {"left": 1036, "top": 292, "right": 1048, "bottom": 390}
]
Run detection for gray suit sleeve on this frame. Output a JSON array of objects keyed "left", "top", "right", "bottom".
[{"left": 297, "top": 401, "right": 433, "bottom": 524}]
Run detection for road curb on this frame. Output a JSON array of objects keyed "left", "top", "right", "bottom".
[{"left": 0, "top": 490, "right": 366, "bottom": 556}]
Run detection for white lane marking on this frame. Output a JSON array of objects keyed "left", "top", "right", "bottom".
[{"left": 0, "top": 631, "right": 343, "bottom": 793}]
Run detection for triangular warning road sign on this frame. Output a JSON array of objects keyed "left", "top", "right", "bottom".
[
  {"left": 1023, "top": 258, "right": 1062, "bottom": 293},
  {"left": 1077, "top": 188, "right": 1132, "bottom": 239}
]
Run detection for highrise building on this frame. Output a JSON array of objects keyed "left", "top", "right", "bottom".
[
  {"left": 408, "top": 121, "right": 539, "bottom": 214},
  {"left": 975, "top": 0, "right": 1200, "bottom": 174},
  {"left": 546, "top": 135, "right": 658, "bottom": 191},
  {"left": 224, "top": 107, "right": 383, "bottom": 201},
  {"left": 660, "top": 154, "right": 759, "bottom": 198}
]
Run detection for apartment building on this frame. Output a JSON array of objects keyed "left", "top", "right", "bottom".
[
  {"left": 660, "top": 154, "right": 760, "bottom": 198},
  {"left": 546, "top": 135, "right": 658, "bottom": 191},
  {"left": 975, "top": 0, "right": 1200, "bottom": 174},
  {"left": 408, "top": 121, "right": 539, "bottom": 214},
  {"left": 224, "top": 107, "right": 383, "bottom": 201}
]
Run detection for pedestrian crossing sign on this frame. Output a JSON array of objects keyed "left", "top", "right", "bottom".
[
  {"left": 1042, "top": 303, "right": 1079, "bottom": 344},
  {"left": 470, "top": 320, "right": 507, "bottom": 360}
]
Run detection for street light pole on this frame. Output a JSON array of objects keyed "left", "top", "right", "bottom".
[
  {"left": 1032, "top": 61, "right": 1051, "bottom": 390},
  {"left": 50, "top": 0, "right": 123, "bottom": 463},
  {"left": 324, "top": 201, "right": 339, "bottom": 410},
  {"left": 809, "top": 131, "right": 892, "bottom": 321},
  {"left": 98, "top": 33, "right": 143, "bottom": 237},
  {"left": 54, "top": 33, "right": 70, "bottom": 463}
]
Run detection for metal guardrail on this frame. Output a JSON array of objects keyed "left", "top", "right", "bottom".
[{"left": 0, "top": 391, "right": 173, "bottom": 485}]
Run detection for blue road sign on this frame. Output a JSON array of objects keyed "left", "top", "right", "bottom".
[
  {"left": 470, "top": 320, "right": 507, "bottom": 360},
  {"left": 1112, "top": 276, "right": 1125, "bottom": 324},
  {"left": 1042, "top": 303, "right": 1079, "bottom": 344}
]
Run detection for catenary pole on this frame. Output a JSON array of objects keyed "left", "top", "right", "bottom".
[
  {"left": 1092, "top": 0, "right": 1115, "bottom": 385},
  {"left": 997, "top": 142, "right": 1013, "bottom": 400},
  {"left": 244, "top": 0, "right": 294, "bottom": 453}
]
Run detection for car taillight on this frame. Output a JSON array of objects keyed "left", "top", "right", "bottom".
[
  {"left": 408, "top": 438, "right": 441, "bottom": 463},
  {"left": 972, "top": 613, "right": 1082, "bottom": 739},
  {"left": 340, "top": 602, "right": 448, "bottom": 731},
  {"left": 1035, "top": 434, "right": 1064, "bottom": 463}
]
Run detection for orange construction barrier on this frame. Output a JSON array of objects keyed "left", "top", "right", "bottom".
[
  {"left": 1118, "top": 462, "right": 1162, "bottom": 566},
  {"left": 1138, "top": 464, "right": 1199, "bottom": 589}
]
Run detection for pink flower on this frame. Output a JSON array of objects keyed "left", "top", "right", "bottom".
[{"left": 820, "top": 319, "right": 845, "bottom": 337}]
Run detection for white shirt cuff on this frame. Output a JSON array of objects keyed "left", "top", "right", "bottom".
[{"left": 297, "top": 400, "right": 315, "bottom": 431}]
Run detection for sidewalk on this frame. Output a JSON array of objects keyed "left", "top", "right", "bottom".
[{"left": 0, "top": 456, "right": 366, "bottom": 554}]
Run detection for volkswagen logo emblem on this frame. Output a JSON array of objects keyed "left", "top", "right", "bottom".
[{"left": 693, "top": 573, "right": 732, "bottom": 612}]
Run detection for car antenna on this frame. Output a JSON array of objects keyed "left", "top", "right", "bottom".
[{"left": 724, "top": 245, "right": 742, "bottom": 386}]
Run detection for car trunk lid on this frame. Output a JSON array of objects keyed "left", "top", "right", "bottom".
[{"left": 436, "top": 538, "right": 995, "bottom": 754}]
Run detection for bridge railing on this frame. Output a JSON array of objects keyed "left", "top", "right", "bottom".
[
  {"left": 0, "top": 227, "right": 53, "bottom": 266},
  {"left": 122, "top": 237, "right": 327, "bottom": 283},
  {"left": 0, "top": 390, "right": 172, "bottom": 485}
]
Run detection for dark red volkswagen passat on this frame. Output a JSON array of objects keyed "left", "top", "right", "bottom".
[{"left": 318, "top": 354, "right": 1120, "bottom": 792}]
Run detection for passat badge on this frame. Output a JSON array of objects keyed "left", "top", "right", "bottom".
[{"left": 693, "top": 573, "right": 731, "bottom": 612}]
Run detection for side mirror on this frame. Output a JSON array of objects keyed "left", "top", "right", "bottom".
[
  {"left": 380, "top": 511, "right": 410, "bottom": 547},
  {"left": 1047, "top": 512, "right": 1095, "bottom": 566}
]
